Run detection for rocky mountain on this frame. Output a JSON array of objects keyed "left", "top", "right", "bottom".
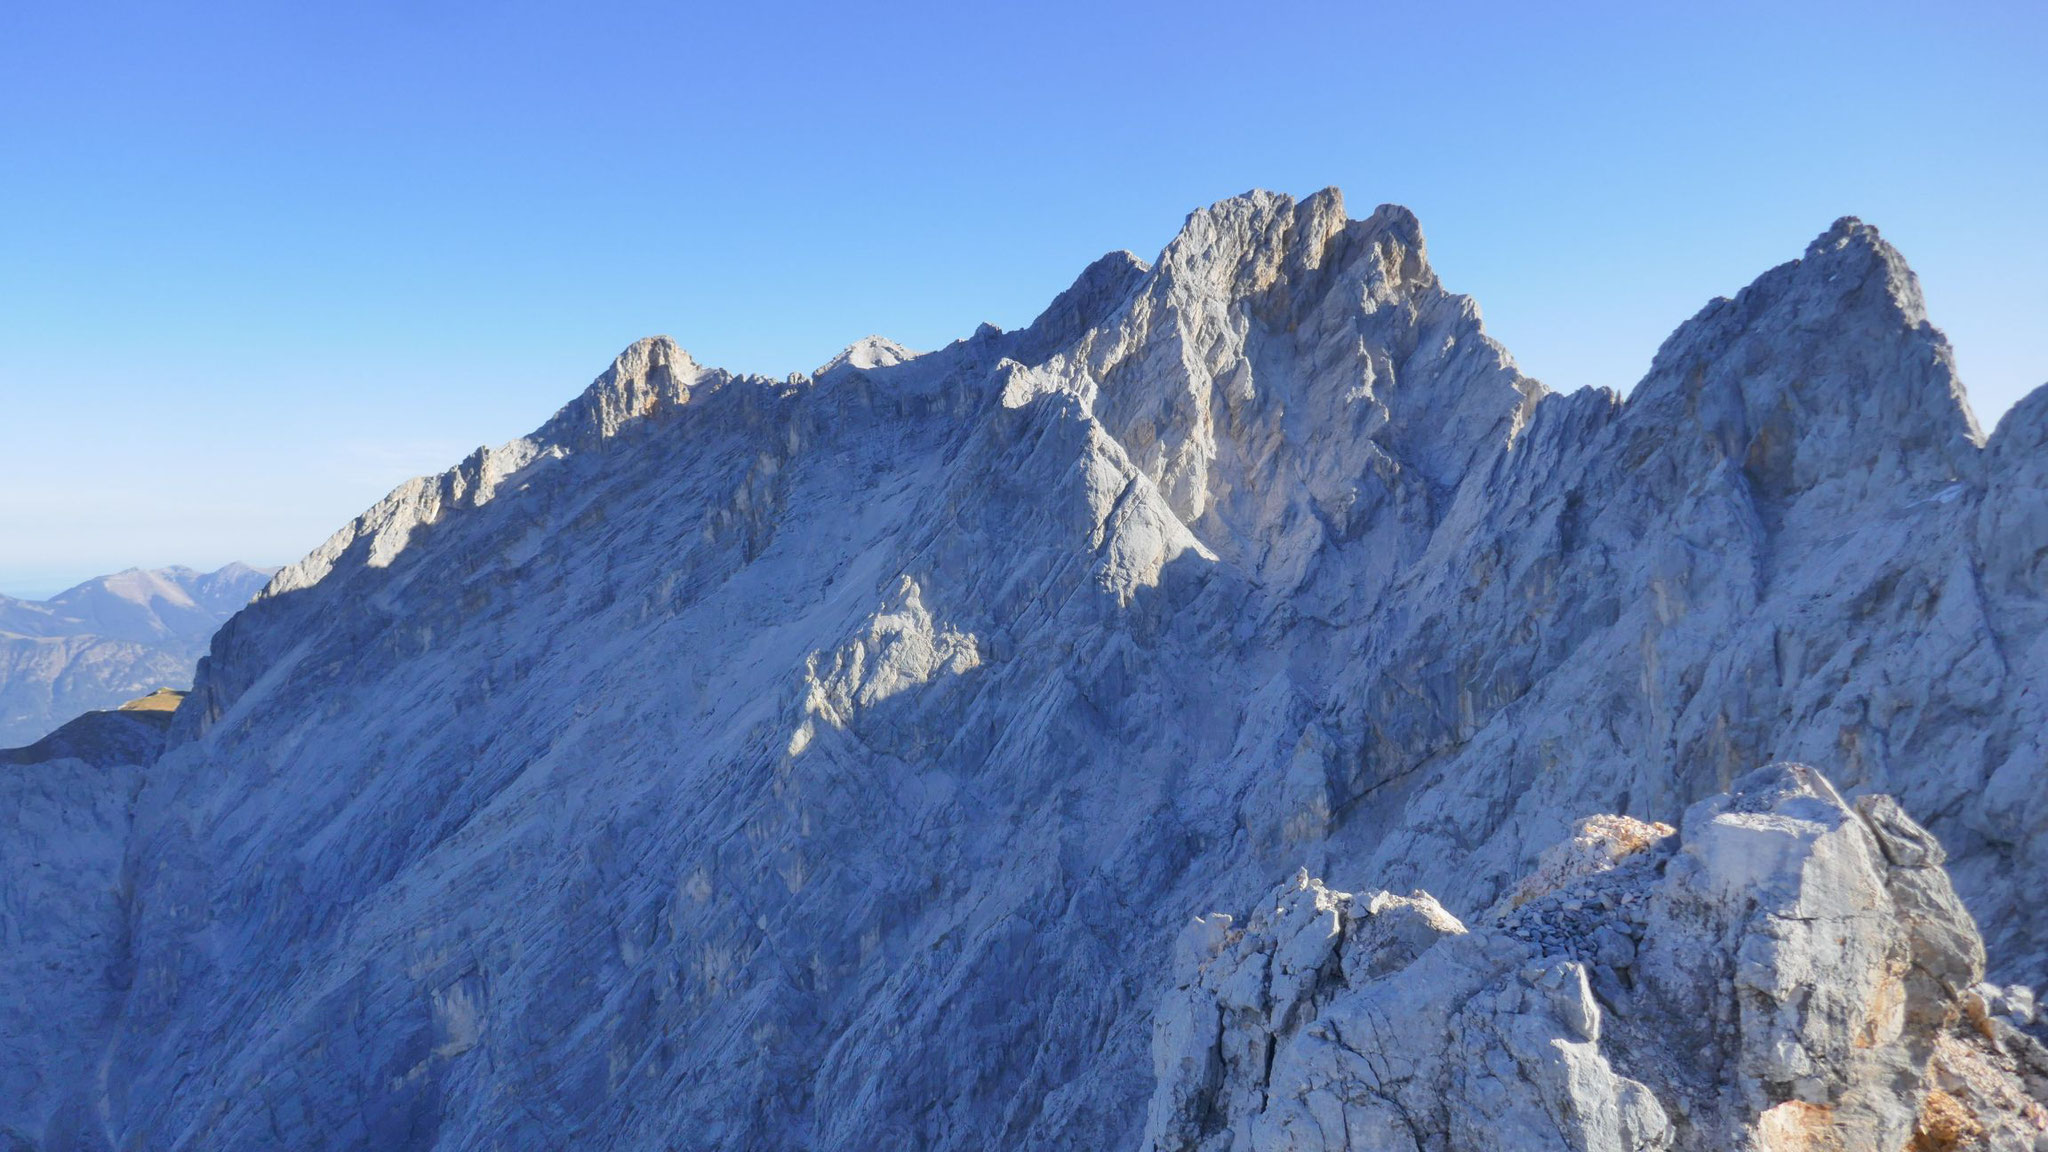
[
  {"left": 5, "top": 188, "right": 2046, "bottom": 1149},
  {"left": 0, "top": 563, "right": 274, "bottom": 747}
]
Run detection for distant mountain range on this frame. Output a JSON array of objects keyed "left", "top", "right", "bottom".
[{"left": 0, "top": 563, "right": 274, "bottom": 746}]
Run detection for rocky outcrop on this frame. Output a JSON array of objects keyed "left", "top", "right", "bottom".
[
  {"left": 8, "top": 189, "right": 2040, "bottom": 1148},
  {"left": 1145, "top": 764, "right": 2045, "bottom": 1151},
  {"left": 0, "top": 564, "right": 272, "bottom": 747}
]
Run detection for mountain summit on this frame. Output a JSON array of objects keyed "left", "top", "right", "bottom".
[{"left": 6, "top": 190, "right": 2044, "bottom": 1149}]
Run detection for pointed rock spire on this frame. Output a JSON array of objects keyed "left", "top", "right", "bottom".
[{"left": 539, "top": 335, "right": 706, "bottom": 449}]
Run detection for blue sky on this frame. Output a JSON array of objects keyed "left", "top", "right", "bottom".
[{"left": 2, "top": 0, "right": 2042, "bottom": 597}]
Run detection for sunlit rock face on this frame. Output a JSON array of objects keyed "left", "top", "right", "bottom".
[
  {"left": 1144, "top": 764, "right": 2047, "bottom": 1152},
  {"left": 8, "top": 188, "right": 2045, "bottom": 1150}
]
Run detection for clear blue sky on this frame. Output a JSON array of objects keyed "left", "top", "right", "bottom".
[{"left": 2, "top": 0, "right": 2042, "bottom": 597}]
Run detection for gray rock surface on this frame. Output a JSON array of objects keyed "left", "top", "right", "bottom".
[
  {"left": 1143, "top": 763, "right": 2043, "bottom": 1151},
  {"left": 4, "top": 188, "right": 2044, "bottom": 1148},
  {"left": 0, "top": 564, "right": 273, "bottom": 746},
  {"left": 2, "top": 745, "right": 146, "bottom": 1151}
]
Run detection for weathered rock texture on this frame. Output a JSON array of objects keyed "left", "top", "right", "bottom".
[
  {"left": 1144, "top": 763, "right": 2048, "bottom": 1151},
  {"left": 0, "top": 564, "right": 272, "bottom": 746},
  {"left": 2, "top": 713, "right": 151, "bottom": 1152},
  {"left": 4, "top": 189, "right": 2044, "bottom": 1149}
]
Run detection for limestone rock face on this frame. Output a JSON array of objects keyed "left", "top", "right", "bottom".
[
  {"left": 1144, "top": 764, "right": 2039, "bottom": 1152},
  {"left": 1, "top": 745, "right": 147, "bottom": 1150},
  {"left": 5, "top": 188, "right": 2045, "bottom": 1148}
]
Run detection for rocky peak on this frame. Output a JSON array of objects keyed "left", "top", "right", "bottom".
[
  {"left": 1978, "top": 380, "right": 2048, "bottom": 618},
  {"left": 1027, "top": 188, "right": 1539, "bottom": 592},
  {"left": 1621, "top": 217, "right": 1983, "bottom": 518},
  {"left": 1147, "top": 188, "right": 1435, "bottom": 313},
  {"left": 1009, "top": 249, "right": 1150, "bottom": 366},
  {"left": 1989, "top": 380, "right": 2048, "bottom": 461},
  {"left": 537, "top": 334, "right": 712, "bottom": 450},
  {"left": 814, "top": 335, "right": 919, "bottom": 379}
]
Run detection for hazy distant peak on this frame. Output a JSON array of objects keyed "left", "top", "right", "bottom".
[
  {"left": 0, "top": 563, "right": 274, "bottom": 745},
  {"left": 815, "top": 334, "right": 920, "bottom": 378}
]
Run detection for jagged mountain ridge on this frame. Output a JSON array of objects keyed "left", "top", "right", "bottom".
[
  {"left": 20, "top": 188, "right": 2047, "bottom": 1148},
  {"left": 0, "top": 563, "right": 275, "bottom": 747}
]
